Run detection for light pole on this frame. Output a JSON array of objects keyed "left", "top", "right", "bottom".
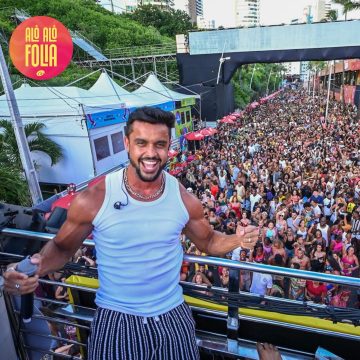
[
  {"left": 249, "top": 64, "right": 256, "bottom": 90},
  {"left": 325, "top": 60, "right": 334, "bottom": 122},
  {"left": 216, "top": 56, "right": 231, "bottom": 85},
  {"left": 266, "top": 69, "right": 272, "bottom": 96},
  {"left": 312, "top": 68, "right": 316, "bottom": 98},
  {"left": 0, "top": 44, "right": 43, "bottom": 205},
  {"left": 273, "top": 73, "right": 278, "bottom": 91}
]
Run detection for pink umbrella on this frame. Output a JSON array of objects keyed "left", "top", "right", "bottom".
[
  {"left": 185, "top": 131, "right": 205, "bottom": 140},
  {"left": 228, "top": 115, "right": 237, "bottom": 121},
  {"left": 220, "top": 118, "right": 235, "bottom": 124}
]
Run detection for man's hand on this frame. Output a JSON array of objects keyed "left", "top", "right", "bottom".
[
  {"left": 3, "top": 255, "right": 41, "bottom": 295},
  {"left": 236, "top": 224, "right": 259, "bottom": 249}
]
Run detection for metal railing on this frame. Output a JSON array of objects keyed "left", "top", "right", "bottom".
[
  {"left": 1, "top": 228, "right": 360, "bottom": 359},
  {"left": 104, "top": 42, "right": 176, "bottom": 59},
  {"left": 1, "top": 228, "right": 359, "bottom": 289}
]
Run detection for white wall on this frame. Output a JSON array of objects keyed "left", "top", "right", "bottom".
[
  {"left": 32, "top": 135, "right": 95, "bottom": 185},
  {"left": 89, "top": 123, "right": 129, "bottom": 176}
]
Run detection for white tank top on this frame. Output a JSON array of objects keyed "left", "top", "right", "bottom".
[
  {"left": 317, "top": 224, "right": 329, "bottom": 245},
  {"left": 92, "top": 169, "right": 189, "bottom": 316}
]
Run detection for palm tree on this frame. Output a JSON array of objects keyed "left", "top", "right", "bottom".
[
  {"left": 0, "top": 120, "right": 62, "bottom": 169},
  {"left": 333, "top": 1, "right": 360, "bottom": 16},
  {"left": 0, "top": 166, "right": 31, "bottom": 205},
  {"left": 327, "top": 9, "right": 338, "bottom": 21}
]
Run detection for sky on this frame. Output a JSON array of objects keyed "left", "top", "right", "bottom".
[{"left": 199, "top": 0, "right": 360, "bottom": 28}]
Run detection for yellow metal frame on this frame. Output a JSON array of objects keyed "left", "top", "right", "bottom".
[{"left": 65, "top": 275, "right": 360, "bottom": 337}]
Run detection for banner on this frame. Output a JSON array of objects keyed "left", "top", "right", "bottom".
[{"left": 9, "top": 16, "right": 73, "bottom": 80}]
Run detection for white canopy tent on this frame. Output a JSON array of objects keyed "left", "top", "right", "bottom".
[
  {"left": 132, "top": 73, "right": 199, "bottom": 103},
  {"left": 0, "top": 83, "right": 111, "bottom": 185},
  {"left": 0, "top": 72, "right": 199, "bottom": 185}
]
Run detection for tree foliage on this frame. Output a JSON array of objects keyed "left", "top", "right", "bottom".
[
  {"left": 333, "top": 0, "right": 360, "bottom": 15},
  {"left": 127, "top": 5, "right": 195, "bottom": 38},
  {"left": 0, "top": 120, "right": 63, "bottom": 169},
  {"left": 0, "top": 120, "right": 63, "bottom": 204},
  {"left": 0, "top": 166, "right": 31, "bottom": 206},
  {"left": 326, "top": 9, "right": 339, "bottom": 21},
  {"left": 232, "top": 63, "right": 286, "bottom": 109},
  {"left": 0, "top": 0, "right": 171, "bottom": 49}
]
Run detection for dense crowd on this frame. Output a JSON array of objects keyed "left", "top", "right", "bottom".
[
  {"left": 34, "top": 88, "right": 359, "bottom": 359},
  {"left": 177, "top": 88, "right": 360, "bottom": 308}
]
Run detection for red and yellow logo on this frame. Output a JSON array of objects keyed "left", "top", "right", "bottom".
[{"left": 9, "top": 16, "right": 73, "bottom": 80}]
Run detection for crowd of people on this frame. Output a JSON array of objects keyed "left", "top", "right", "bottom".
[{"left": 176, "top": 88, "right": 360, "bottom": 307}]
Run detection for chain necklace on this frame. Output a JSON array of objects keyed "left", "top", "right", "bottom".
[{"left": 123, "top": 167, "right": 165, "bottom": 200}]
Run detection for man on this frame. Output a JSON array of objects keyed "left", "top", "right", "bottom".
[
  {"left": 316, "top": 217, "right": 331, "bottom": 248},
  {"left": 310, "top": 199, "right": 322, "bottom": 222},
  {"left": 291, "top": 249, "right": 310, "bottom": 271},
  {"left": 3, "top": 107, "right": 258, "bottom": 360},
  {"left": 250, "top": 259, "right": 273, "bottom": 296},
  {"left": 286, "top": 212, "right": 300, "bottom": 233},
  {"left": 250, "top": 188, "right": 262, "bottom": 213}
]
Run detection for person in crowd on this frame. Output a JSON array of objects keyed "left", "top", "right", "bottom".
[
  {"left": 289, "top": 263, "right": 306, "bottom": 300},
  {"left": 305, "top": 280, "right": 327, "bottom": 303},
  {"left": 250, "top": 259, "right": 273, "bottom": 296},
  {"left": 55, "top": 277, "right": 70, "bottom": 302}
]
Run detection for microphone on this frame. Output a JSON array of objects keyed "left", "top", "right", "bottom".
[
  {"left": 16, "top": 256, "right": 38, "bottom": 323},
  {"left": 114, "top": 201, "right": 123, "bottom": 210}
]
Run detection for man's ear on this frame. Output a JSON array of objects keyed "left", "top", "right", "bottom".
[{"left": 124, "top": 136, "right": 129, "bottom": 152}]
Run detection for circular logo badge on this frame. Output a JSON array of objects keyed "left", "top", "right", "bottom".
[{"left": 9, "top": 16, "right": 73, "bottom": 80}]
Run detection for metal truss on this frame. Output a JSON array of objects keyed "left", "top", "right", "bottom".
[{"left": 74, "top": 53, "right": 178, "bottom": 82}]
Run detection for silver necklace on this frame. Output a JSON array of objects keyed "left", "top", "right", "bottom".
[{"left": 124, "top": 168, "right": 165, "bottom": 200}]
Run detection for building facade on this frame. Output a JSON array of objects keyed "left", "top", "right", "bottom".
[
  {"left": 188, "top": 0, "right": 203, "bottom": 24},
  {"left": 234, "top": 0, "right": 260, "bottom": 27}
]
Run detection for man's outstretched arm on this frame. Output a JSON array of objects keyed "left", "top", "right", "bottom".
[{"left": 181, "top": 185, "right": 258, "bottom": 256}]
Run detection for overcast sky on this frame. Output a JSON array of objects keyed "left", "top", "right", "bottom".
[{"left": 200, "top": 0, "right": 360, "bottom": 28}]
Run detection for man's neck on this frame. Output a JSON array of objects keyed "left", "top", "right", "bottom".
[{"left": 126, "top": 166, "right": 163, "bottom": 193}]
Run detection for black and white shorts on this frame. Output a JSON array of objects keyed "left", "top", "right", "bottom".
[{"left": 88, "top": 302, "right": 200, "bottom": 360}]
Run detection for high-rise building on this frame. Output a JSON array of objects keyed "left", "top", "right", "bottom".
[
  {"left": 283, "top": 62, "right": 301, "bottom": 76},
  {"left": 234, "top": 0, "right": 260, "bottom": 27},
  {"left": 325, "top": 0, "right": 332, "bottom": 16},
  {"left": 312, "top": 0, "right": 326, "bottom": 22},
  {"left": 300, "top": 61, "right": 310, "bottom": 82},
  {"left": 197, "top": 16, "right": 215, "bottom": 29},
  {"left": 188, "top": 0, "right": 204, "bottom": 24}
]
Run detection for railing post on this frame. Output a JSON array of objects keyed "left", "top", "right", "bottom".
[
  {"left": 227, "top": 267, "right": 240, "bottom": 353},
  {"left": 131, "top": 58, "right": 135, "bottom": 81}
]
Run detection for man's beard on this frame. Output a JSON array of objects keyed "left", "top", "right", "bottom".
[{"left": 128, "top": 153, "right": 166, "bottom": 182}]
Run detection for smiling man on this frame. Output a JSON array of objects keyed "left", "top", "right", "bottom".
[{"left": 4, "top": 107, "right": 258, "bottom": 360}]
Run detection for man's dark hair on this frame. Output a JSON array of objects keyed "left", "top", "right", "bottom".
[{"left": 125, "top": 107, "right": 175, "bottom": 137}]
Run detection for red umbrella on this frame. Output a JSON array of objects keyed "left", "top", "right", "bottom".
[
  {"left": 169, "top": 168, "right": 183, "bottom": 176},
  {"left": 200, "top": 127, "right": 218, "bottom": 136},
  {"left": 168, "top": 149, "right": 179, "bottom": 158},
  {"left": 199, "top": 128, "right": 212, "bottom": 136},
  {"left": 185, "top": 131, "right": 205, "bottom": 140},
  {"left": 50, "top": 193, "right": 77, "bottom": 211}
]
